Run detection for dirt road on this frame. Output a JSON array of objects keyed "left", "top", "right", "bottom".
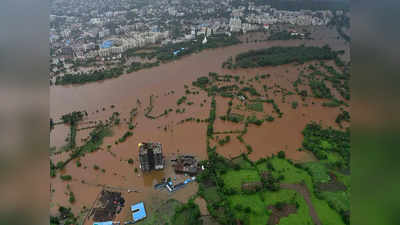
[{"left": 280, "top": 183, "right": 322, "bottom": 225}]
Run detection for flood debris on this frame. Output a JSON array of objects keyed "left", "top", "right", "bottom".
[
  {"left": 91, "top": 190, "right": 125, "bottom": 222},
  {"left": 154, "top": 177, "right": 196, "bottom": 192}
]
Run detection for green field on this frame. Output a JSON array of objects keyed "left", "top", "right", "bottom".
[
  {"left": 201, "top": 186, "right": 220, "bottom": 205},
  {"left": 311, "top": 196, "right": 346, "bottom": 225},
  {"left": 226, "top": 189, "right": 314, "bottom": 225},
  {"left": 200, "top": 146, "right": 348, "bottom": 225},
  {"left": 303, "top": 162, "right": 331, "bottom": 183},
  {"left": 222, "top": 169, "right": 261, "bottom": 192},
  {"left": 136, "top": 199, "right": 181, "bottom": 225},
  {"left": 260, "top": 157, "right": 314, "bottom": 191},
  {"left": 232, "top": 156, "right": 254, "bottom": 170},
  {"left": 321, "top": 191, "right": 350, "bottom": 212}
]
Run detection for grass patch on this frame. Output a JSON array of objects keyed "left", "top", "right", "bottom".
[
  {"left": 172, "top": 200, "right": 202, "bottom": 225},
  {"left": 321, "top": 191, "right": 350, "bottom": 212},
  {"left": 303, "top": 162, "right": 331, "bottom": 183},
  {"left": 278, "top": 191, "right": 313, "bottom": 225},
  {"left": 222, "top": 169, "right": 261, "bottom": 193},
  {"left": 136, "top": 199, "right": 181, "bottom": 225},
  {"left": 201, "top": 185, "right": 221, "bottom": 205},
  {"left": 227, "top": 189, "right": 313, "bottom": 225},
  {"left": 232, "top": 157, "right": 254, "bottom": 170},
  {"left": 312, "top": 197, "right": 346, "bottom": 225},
  {"left": 333, "top": 171, "right": 350, "bottom": 189},
  {"left": 246, "top": 102, "right": 264, "bottom": 112},
  {"left": 266, "top": 157, "right": 314, "bottom": 191},
  {"left": 228, "top": 194, "right": 268, "bottom": 225}
]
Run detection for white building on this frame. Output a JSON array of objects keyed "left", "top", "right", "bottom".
[{"left": 229, "top": 17, "right": 242, "bottom": 32}]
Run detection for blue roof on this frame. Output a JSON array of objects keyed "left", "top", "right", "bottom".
[
  {"left": 131, "top": 202, "right": 147, "bottom": 222},
  {"left": 101, "top": 40, "right": 113, "bottom": 49},
  {"left": 93, "top": 222, "right": 113, "bottom": 225}
]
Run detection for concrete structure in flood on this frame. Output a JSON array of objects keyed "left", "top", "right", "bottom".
[
  {"left": 171, "top": 155, "right": 200, "bottom": 175},
  {"left": 138, "top": 142, "right": 165, "bottom": 172}
]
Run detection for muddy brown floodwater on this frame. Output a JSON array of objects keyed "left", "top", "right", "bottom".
[{"left": 50, "top": 29, "right": 349, "bottom": 224}]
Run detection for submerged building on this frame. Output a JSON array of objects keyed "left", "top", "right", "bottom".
[
  {"left": 138, "top": 142, "right": 165, "bottom": 172},
  {"left": 171, "top": 155, "right": 200, "bottom": 175}
]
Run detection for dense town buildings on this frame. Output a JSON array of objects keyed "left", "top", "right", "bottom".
[{"left": 50, "top": 0, "right": 335, "bottom": 61}]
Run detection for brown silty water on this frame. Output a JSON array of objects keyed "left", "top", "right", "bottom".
[{"left": 50, "top": 33, "right": 349, "bottom": 221}]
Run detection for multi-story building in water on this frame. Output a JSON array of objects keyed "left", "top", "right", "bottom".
[{"left": 138, "top": 142, "right": 165, "bottom": 172}]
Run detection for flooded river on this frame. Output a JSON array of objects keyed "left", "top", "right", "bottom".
[{"left": 50, "top": 30, "right": 349, "bottom": 223}]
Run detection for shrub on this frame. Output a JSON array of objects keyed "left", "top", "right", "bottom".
[
  {"left": 291, "top": 101, "right": 298, "bottom": 109},
  {"left": 246, "top": 145, "right": 253, "bottom": 154},
  {"left": 218, "top": 136, "right": 231, "bottom": 146},
  {"left": 60, "top": 175, "right": 72, "bottom": 181},
  {"left": 265, "top": 115, "right": 275, "bottom": 122},
  {"left": 275, "top": 201, "right": 285, "bottom": 211},
  {"left": 177, "top": 96, "right": 187, "bottom": 105},
  {"left": 119, "top": 131, "right": 133, "bottom": 143},
  {"left": 247, "top": 115, "right": 263, "bottom": 126},
  {"left": 56, "top": 161, "right": 65, "bottom": 170},
  {"left": 278, "top": 151, "right": 286, "bottom": 159},
  {"left": 69, "top": 191, "right": 75, "bottom": 203}
]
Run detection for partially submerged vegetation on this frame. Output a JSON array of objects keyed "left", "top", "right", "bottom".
[
  {"left": 61, "top": 111, "right": 87, "bottom": 149},
  {"left": 225, "top": 45, "right": 339, "bottom": 69},
  {"left": 55, "top": 67, "right": 124, "bottom": 85},
  {"left": 51, "top": 122, "right": 112, "bottom": 175},
  {"left": 191, "top": 54, "right": 350, "bottom": 225},
  {"left": 51, "top": 36, "right": 350, "bottom": 225},
  {"left": 302, "top": 122, "right": 350, "bottom": 169},
  {"left": 268, "top": 30, "right": 309, "bottom": 41},
  {"left": 54, "top": 34, "right": 241, "bottom": 85},
  {"left": 145, "top": 95, "right": 171, "bottom": 119}
]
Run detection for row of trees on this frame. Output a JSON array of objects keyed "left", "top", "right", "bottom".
[
  {"left": 233, "top": 45, "right": 338, "bottom": 69},
  {"left": 156, "top": 34, "right": 241, "bottom": 62},
  {"left": 55, "top": 67, "right": 124, "bottom": 85},
  {"left": 50, "top": 206, "right": 77, "bottom": 225},
  {"left": 61, "top": 111, "right": 87, "bottom": 149},
  {"left": 268, "top": 30, "right": 306, "bottom": 41},
  {"left": 302, "top": 122, "right": 350, "bottom": 167},
  {"left": 52, "top": 123, "right": 112, "bottom": 176},
  {"left": 126, "top": 61, "right": 160, "bottom": 73},
  {"left": 61, "top": 111, "right": 86, "bottom": 125},
  {"left": 207, "top": 97, "right": 217, "bottom": 137}
]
